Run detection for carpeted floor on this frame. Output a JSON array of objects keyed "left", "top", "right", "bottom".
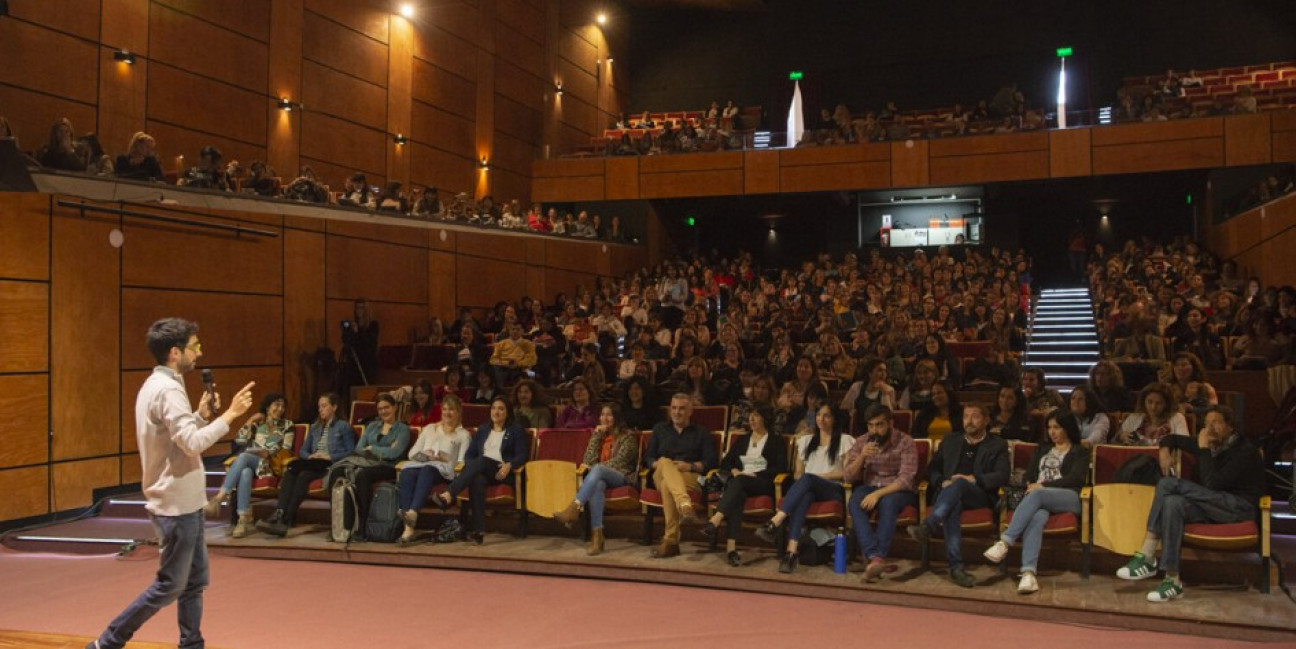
[{"left": 0, "top": 547, "right": 1278, "bottom": 649}]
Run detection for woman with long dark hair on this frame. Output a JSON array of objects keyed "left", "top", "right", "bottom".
[
  {"left": 988, "top": 384, "right": 1033, "bottom": 441},
  {"left": 207, "top": 393, "right": 293, "bottom": 537},
  {"left": 704, "top": 406, "right": 786, "bottom": 566},
  {"left": 433, "top": 396, "right": 529, "bottom": 543},
  {"left": 553, "top": 404, "right": 640, "bottom": 555},
  {"left": 983, "top": 410, "right": 1090, "bottom": 593},
  {"left": 755, "top": 404, "right": 855, "bottom": 573}
]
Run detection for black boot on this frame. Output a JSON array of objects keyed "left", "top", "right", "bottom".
[{"left": 256, "top": 509, "right": 289, "bottom": 537}]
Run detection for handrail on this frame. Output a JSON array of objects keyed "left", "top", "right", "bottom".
[{"left": 57, "top": 199, "right": 280, "bottom": 238}]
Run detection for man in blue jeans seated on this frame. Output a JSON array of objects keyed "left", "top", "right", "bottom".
[
  {"left": 843, "top": 404, "right": 918, "bottom": 583},
  {"left": 908, "top": 403, "right": 1008, "bottom": 588},
  {"left": 1117, "top": 405, "right": 1263, "bottom": 601}
]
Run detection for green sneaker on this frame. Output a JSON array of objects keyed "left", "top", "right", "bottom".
[
  {"left": 1116, "top": 553, "right": 1157, "bottom": 580},
  {"left": 1147, "top": 578, "right": 1184, "bottom": 602}
]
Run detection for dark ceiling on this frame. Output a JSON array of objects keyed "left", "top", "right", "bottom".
[{"left": 626, "top": 0, "right": 766, "bottom": 11}]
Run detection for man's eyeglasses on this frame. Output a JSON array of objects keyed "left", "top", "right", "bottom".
[{"left": 185, "top": 342, "right": 202, "bottom": 353}]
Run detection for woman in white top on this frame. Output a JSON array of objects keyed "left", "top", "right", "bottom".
[
  {"left": 396, "top": 394, "right": 471, "bottom": 542},
  {"left": 703, "top": 407, "right": 788, "bottom": 566},
  {"left": 1068, "top": 385, "right": 1110, "bottom": 446},
  {"left": 755, "top": 404, "right": 855, "bottom": 574},
  {"left": 1117, "top": 383, "right": 1189, "bottom": 447}
]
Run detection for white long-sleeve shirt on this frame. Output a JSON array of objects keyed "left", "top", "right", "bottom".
[
  {"left": 406, "top": 422, "right": 471, "bottom": 479},
  {"left": 136, "top": 366, "right": 230, "bottom": 516}
]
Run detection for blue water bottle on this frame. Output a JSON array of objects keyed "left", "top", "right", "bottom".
[{"left": 833, "top": 527, "right": 848, "bottom": 574}]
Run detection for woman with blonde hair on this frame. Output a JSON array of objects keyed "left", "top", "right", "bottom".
[
  {"left": 115, "top": 132, "right": 163, "bottom": 181},
  {"left": 397, "top": 394, "right": 471, "bottom": 542}
]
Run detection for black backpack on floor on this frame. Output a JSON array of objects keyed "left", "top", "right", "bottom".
[{"left": 365, "top": 483, "right": 403, "bottom": 543}]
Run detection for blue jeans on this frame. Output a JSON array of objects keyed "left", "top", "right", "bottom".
[
  {"left": 1147, "top": 476, "right": 1255, "bottom": 573},
  {"left": 397, "top": 465, "right": 449, "bottom": 511},
  {"left": 96, "top": 511, "right": 209, "bottom": 649},
  {"left": 925, "top": 479, "right": 991, "bottom": 570},
  {"left": 780, "top": 474, "right": 844, "bottom": 542},
  {"left": 1001, "top": 487, "right": 1081, "bottom": 573},
  {"left": 849, "top": 486, "right": 916, "bottom": 561},
  {"left": 219, "top": 452, "right": 261, "bottom": 514},
  {"left": 576, "top": 465, "right": 628, "bottom": 529}
]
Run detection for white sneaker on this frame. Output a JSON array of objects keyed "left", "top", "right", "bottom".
[
  {"left": 983, "top": 540, "right": 1009, "bottom": 564},
  {"left": 1017, "top": 572, "right": 1039, "bottom": 594}
]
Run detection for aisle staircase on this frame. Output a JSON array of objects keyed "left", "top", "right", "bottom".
[{"left": 1023, "top": 287, "right": 1100, "bottom": 393}]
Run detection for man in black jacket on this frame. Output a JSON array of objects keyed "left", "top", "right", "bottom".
[
  {"left": 908, "top": 403, "right": 1009, "bottom": 588},
  {"left": 1117, "top": 405, "right": 1263, "bottom": 602}
]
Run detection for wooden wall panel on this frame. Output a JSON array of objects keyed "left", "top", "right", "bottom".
[
  {"left": 300, "top": 112, "right": 388, "bottom": 177},
  {"left": 121, "top": 453, "right": 143, "bottom": 484},
  {"left": 149, "top": 4, "right": 269, "bottom": 92},
  {"left": 1091, "top": 118, "right": 1223, "bottom": 146},
  {"left": 302, "top": 60, "right": 388, "bottom": 129},
  {"left": 605, "top": 156, "right": 640, "bottom": 200},
  {"left": 495, "top": 96, "right": 542, "bottom": 144},
  {"left": 0, "top": 375, "right": 50, "bottom": 470},
  {"left": 930, "top": 151, "right": 1050, "bottom": 185},
  {"left": 1275, "top": 131, "right": 1296, "bottom": 163},
  {"left": 496, "top": 24, "right": 547, "bottom": 82},
  {"left": 267, "top": 0, "right": 305, "bottom": 176},
  {"left": 495, "top": 60, "right": 548, "bottom": 117},
  {"left": 455, "top": 257, "right": 527, "bottom": 308},
  {"left": 1091, "top": 139, "right": 1224, "bottom": 176},
  {"left": 525, "top": 267, "right": 546, "bottom": 306},
  {"left": 304, "top": 0, "right": 390, "bottom": 43},
  {"left": 428, "top": 251, "right": 457, "bottom": 322},
  {"left": 493, "top": 132, "right": 536, "bottom": 177},
  {"left": 544, "top": 267, "right": 597, "bottom": 299},
  {"left": 0, "top": 467, "right": 49, "bottom": 521},
  {"left": 640, "top": 152, "right": 744, "bottom": 173},
  {"left": 325, "top": 237, "right": 429, "bottom": 304},
  {"left": 545, "top": 238, "right": 606, "bottom": 273},
  {"left": 102, "top": 0, "right": 150, "bottom": 56},
  {"left": 1224, "top": 113, "right": 1272, "bottom": 166},
  {"left": 147, "top": 64, "right": 269, "bottom": 146},
  {"left": 556, "top": 94, "right": 599, "bottom": 137},
  {"left": 283, "top": 229, "right": 326, "bottom": 420},
  {"left": 409, "top": 144, "right": 475, "bottom": 195},
  {"left": 497, "top": 0, "right": 546, "bottom": 46},
  {"left": 555, "top": 55, "right": 596, "bottom": 102},
  {"left": 457, "top": 230, "right": 528, "bottom": 261},
  {"left": 535, "top": 158, "right": 604, "bottom": 177},
  {"left": 428, "top": 2, "right": 481, "bottom": 42},
  {"left": 120, "top": 290, "right": 284, "bottom": 370},
  {"left": 779, "top": 162, "right": 889, "bottom": 194},
  {"left": 412, "top": 24, "right": 477, "bottom": 81},
  {"left": 412, "top": 102, "right": 477, "bottom": 160},
  {"left": 53, "top": 457, "right": 119, "bottom": 511},
  {"left": 0, "top": 195, "right": 50, "bottom": 281},
  {"left": 121, "top": 214, "right": 283, "bottom": 295},
  {"left": 51, "top": 210, "right": 121, "bottom": 461},
  {"left": 8, "top": 0, "right": 101, "bottom": 40},
  {"left": 890, "top": 140, "right": 930, "bottom": 188},
  {"left": 558, "top": 26, "right": 598, "bottom": 71},
  {"left": 781, "top": 143, "right": 889, "bottom": 166},
  {"left": 641, "top": 170, "right": 744, "bottom": 197},
  {"left": 490, "top": 168, "right": 532, "bottom": 206},
  {"left": 532, "top": 175, "right": 605, "bottom": 202},
  {"left": 0, "top": 19, "right": 98, "bottom": 105},
  {"left": 0, "top": 281, "right": 50, "bottom": 374},
  {"left": 929, "top": 132, "right": 1047, "bottom": 157},
  {"left": 153, "top": 0, "right": 272, "bottom": 42},
  {"left": 302, "top": 11, "right": 389, "bottom": 84},
  {"left": 1049, "top": 128, "right": 1092, "bottom": 178},
  {"left": 411, "top": 60, "right": 477, "bottom": 120},
  {"left": 98, "top": 50, "right": 150, "bottom": 163}
]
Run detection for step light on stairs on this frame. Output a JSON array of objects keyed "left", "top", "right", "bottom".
[{"left": 1026, "top": 287, "right": 1100, "bottom": 390}]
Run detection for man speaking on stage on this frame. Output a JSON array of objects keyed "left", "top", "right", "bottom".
[{"left": 87, "top": 318, "right": 255, "bottom": 649}]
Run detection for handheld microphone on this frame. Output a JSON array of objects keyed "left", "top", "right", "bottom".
[{"left": 201, "top": 369, "right": 219, "bottom": 414}]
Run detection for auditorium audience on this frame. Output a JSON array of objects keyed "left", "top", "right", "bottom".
[
  {"left": 703, "top": 406, "right": 785, "bottom": 566},
  {"left": 645, "top": 394, "right": 717, "bottom": 559},
  {"left": 1116, "top": 383, "right": 1189, "bottom": 446},
  {"left": 179, "top": 146, "right": 230, "bottom": 191},
  {"left": 37, "top": 118, "right": 89, "bottom": 172}
]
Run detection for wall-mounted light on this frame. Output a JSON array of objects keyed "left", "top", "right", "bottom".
[
  {"left": 394, "top": 134, "right": 408, "bottom": 145},
  {"left": 114, "top": 50, "right": 136, "bottom": 65},
  {"left": 554, "top": 81, "right": 563, "bottom": 96},
  {"left": 596, "top": 12, "right": 607, "bottom": 25},
  {"left": 278, "top": 97, "right": 295, "bottom": 112},
  {"left": 398, "top": 2, "right": 415, "bottom": 18},
  {"left": 607, "top": 57, "right": 614, "bottom": 64},
  {"left": 479, "top": 157, "right": 491, "bottom": 171}
]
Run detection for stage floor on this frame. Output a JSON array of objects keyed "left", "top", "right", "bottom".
[{"left": 205, "top": 523, "right": 1296, "bottom": 643}]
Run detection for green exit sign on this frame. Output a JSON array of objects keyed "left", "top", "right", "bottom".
[
  {"left": 1056, "top": 47, "right": 1073, "bottom": 58},
  {"left": 789, "top": 71, "right": 803, "bottom": 81}
]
